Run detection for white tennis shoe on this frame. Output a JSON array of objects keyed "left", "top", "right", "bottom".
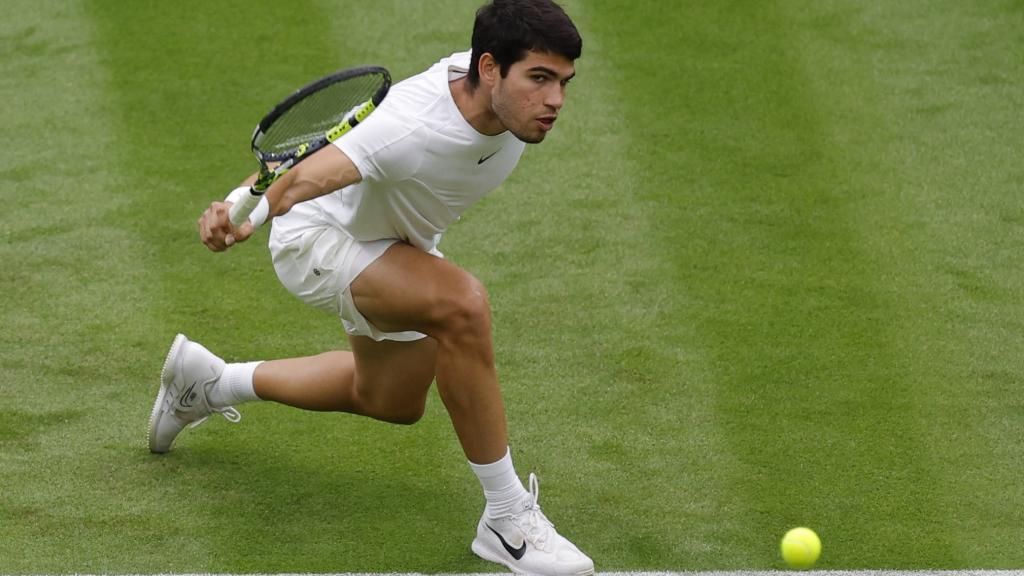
[
  {"left": 471, "top": 473, "right": 594, "bottom": 576},
  {"left": 148, "top": 334, "right": 240, "bottom": 453}
]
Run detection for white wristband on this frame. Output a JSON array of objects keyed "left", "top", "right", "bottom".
[
  {"left": 249, "top": 196, "right": 270, "bottom": 228},
  {"left": 224, "top": 186, "right": 270, "bottom": 229}
]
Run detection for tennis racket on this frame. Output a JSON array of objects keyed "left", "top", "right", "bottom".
[{"left": 228, "top": 66, "right": 391, "bottom": 226}]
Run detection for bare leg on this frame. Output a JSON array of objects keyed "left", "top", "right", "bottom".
[
  {"left": 246, "top": 241, "right": 506, "bottom": 464},
  {"left": 252, "top": 351, "right": 355, "bottom": 412},
  {"left": 348, "top": 243, "right": 508, "bottom": 464},
  {"left": 253, "top": 337, "right": 437, "bottom": 423}
]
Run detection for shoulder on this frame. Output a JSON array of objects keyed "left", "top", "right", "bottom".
[
  {"left": 382, "top": 51, "right": 470, "bottom": 117},
  {"left": 333, "top": 52, "right": 473, "bottom": 179},
  {"left": 333, "top": 110, "right": 428, "bottom": 182}
]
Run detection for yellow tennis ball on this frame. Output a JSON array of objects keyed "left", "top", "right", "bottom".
[{"left": 780, "top": 527, "right": 821, "bottom": 569}]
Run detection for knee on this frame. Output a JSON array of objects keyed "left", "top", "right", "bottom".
[
  {"left": 354, "top": 381, "right": 428, "bottom": 425},
  {"left": 374, "top": 403, "right": 426, "bottom": 425},
  {"left": 432, "top": 273, "right": 492, "bottom": 341}
]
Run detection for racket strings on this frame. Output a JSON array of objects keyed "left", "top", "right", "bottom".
[{"left": 258, "top": 72, "right": 387, "bottom": 156}]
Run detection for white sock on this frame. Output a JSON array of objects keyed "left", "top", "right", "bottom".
[
  {"left": 208, "top": 361, "right": 263, "bottom": 409},
  {"left": 469, "top": 447, "right": 531, "bottom": 519}
]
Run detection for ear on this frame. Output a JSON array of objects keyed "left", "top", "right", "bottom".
[{"left": 478, "top": 52, "right": 500, "bottom": 88}]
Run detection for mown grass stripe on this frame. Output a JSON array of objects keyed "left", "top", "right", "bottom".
[
  {"left": 78, "top": 1, "right": 368, "bottom": 573},
  {"left": 0, "top": 0, "right": 167, "bottom": 571},
  {"left": 685, "top": 1, "right": 959, "bottom": 567}
]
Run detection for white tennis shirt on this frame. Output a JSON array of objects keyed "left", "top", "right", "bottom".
[{"left": 315, "top": 50, "right": 526, "bottom": 252}]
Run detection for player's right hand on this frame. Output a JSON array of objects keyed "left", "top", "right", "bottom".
[{"left": 198, "top": 201, "right": 254, "bottom": 252}]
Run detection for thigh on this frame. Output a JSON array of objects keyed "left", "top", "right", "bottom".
[
  {"left": 349, "top": 241, "right": 484, "bottom": 336},
  {"left": 348, "top": 332, "right": 438, "bottom": 403}
]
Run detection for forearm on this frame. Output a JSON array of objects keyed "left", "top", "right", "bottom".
[
  {"left": 264, "top": 169, "right": 320, "bottom": 218},
  {"left": 263, "top": 145, "right": 362, "bottom": 218}
]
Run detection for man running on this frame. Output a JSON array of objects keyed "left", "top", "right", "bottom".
[{"left": 149, "top": 1, "right": 592, "bottom": 574}]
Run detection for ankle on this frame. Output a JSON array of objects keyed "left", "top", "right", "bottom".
[
  {"left": 208, "top": 361, "right": 263, "bottom": 408},
  {"left": 469, "top": 447, "right": 530, "bottom": 518}
]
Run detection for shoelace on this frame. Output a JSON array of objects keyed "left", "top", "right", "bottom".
[
  {"left": 511, "top": 472, "right": 555, "bottom": 551},
  {"left": 189, "top": 405, "right": 241, "bottom": 428}
]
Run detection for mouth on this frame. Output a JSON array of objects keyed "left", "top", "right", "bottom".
[{"left": 537, "top": 116, "right": 557, "bottom": 131}]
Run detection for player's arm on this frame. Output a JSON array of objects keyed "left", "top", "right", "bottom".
[
  {"left": 263, "top": 145, "right": 361, "bottom": 218},
  {"left": 198, "top": 146, "right": 362, "bottom": 252}
]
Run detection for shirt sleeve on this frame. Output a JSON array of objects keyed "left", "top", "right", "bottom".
[{"left": 333, "top": 107, "right": 426, "bottom": 184}]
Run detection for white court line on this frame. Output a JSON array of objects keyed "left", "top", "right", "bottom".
[{"left": 33, "top": 572, "right": 1024, "bottom": 576}]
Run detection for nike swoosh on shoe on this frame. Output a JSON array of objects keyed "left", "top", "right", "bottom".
[{"left": 486, "top": 524, "right": 527, "bottom": 560}]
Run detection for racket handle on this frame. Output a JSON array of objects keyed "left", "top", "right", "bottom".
[{"left": 228, "top": 188, "right": 263, "bottom": 227}]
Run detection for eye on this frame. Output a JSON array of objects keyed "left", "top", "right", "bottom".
[{"left": 532, "top": 75, "right": 546, "bottom": 83}]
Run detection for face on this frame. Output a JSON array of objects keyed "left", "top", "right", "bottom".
[{"left": 488, "top": 50, "right": 575, "bottom": 143}]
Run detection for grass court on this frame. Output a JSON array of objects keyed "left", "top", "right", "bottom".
[{"left": 1, "top": 0, "right": 1022, "bottom": 572}]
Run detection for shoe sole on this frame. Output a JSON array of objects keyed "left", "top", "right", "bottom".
[
  {"left": 147, "top": 333, "right": 186, "bottom": 454},
  {"left": 471, "top": 539, "right": 594, "bottom": 576}
]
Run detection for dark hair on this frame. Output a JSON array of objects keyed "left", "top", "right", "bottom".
[{"left": 467, "top": 0, "right": 582, "bottom": 88}]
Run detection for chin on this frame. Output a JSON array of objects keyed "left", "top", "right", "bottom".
[{"left": 511, "top": 129, "right": 546, "bottom": 144}]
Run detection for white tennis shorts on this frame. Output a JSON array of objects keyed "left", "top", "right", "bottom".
[{"left": 268, "top": 202, "right": 427, "bottom": 342}]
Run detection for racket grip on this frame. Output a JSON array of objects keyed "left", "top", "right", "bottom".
[{"left": 228, "top": 188, "right": 263, "bottom": 227}]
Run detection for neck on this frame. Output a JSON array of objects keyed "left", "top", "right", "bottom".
[{"left": 450, "top": 76, "right": 505, "bottom": 136}]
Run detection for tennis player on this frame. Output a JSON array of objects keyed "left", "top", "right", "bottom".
[{"left": 149, "top": 1, "right": 592, "bottom": 573}]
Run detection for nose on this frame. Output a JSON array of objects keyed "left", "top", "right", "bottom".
[{"left": 545, "top": 83, "right": 565, "bottom": 112}]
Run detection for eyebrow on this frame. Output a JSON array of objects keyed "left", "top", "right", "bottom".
[{"left": 528, "top": 66, "right": 576, "bottom": 82}]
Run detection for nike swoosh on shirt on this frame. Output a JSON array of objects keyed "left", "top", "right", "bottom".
[
  {"left": 478, "top": 149, "right": 501, "bottom": 164},
  {"left": 486, "top": 524, "right": 527, "bottom": 560}
]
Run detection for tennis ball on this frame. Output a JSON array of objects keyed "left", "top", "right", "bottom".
[{"left": 780, "top": 527, "right": 821, "bottom": 569}]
